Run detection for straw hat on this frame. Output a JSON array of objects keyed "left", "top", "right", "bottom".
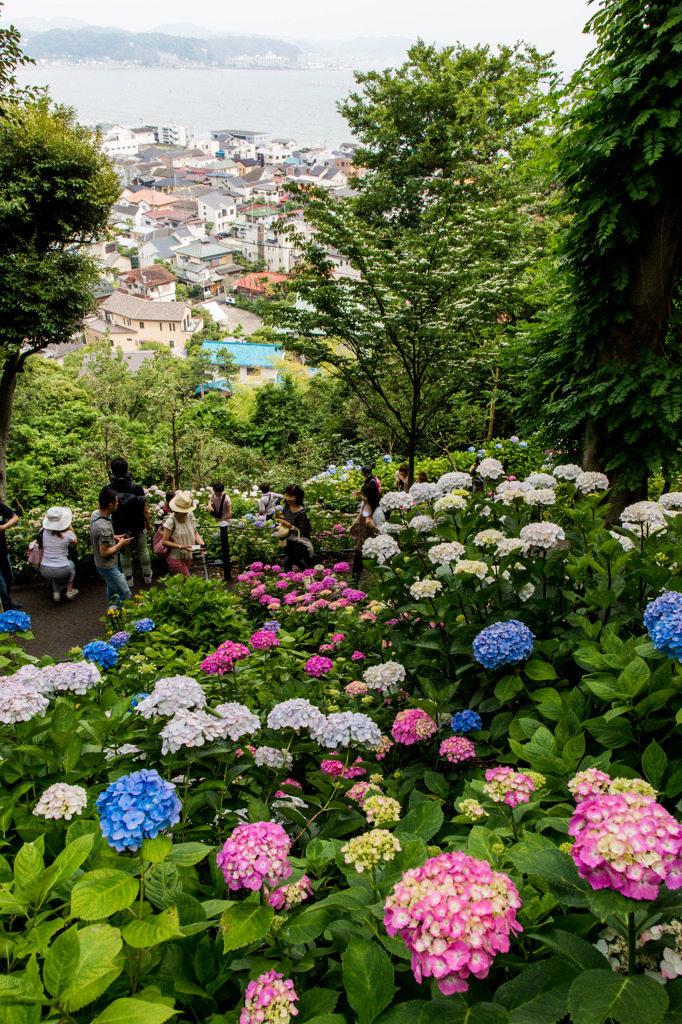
[
  {"left": 169, "top": 491, "right": 198, "bottom": 514},
  {"left": 42, "top": 506, "right": 72, "bottom": 532}
]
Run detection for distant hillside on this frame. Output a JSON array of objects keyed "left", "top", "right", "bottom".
[{"left": 22, "top": 28, "right": 301, "bottom": 64}]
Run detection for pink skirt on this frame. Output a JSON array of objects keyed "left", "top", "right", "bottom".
[{"left": 165, "top": 556, "right": 191, "bottom": 577}]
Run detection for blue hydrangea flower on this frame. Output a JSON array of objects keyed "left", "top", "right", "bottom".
[
  {"left": 346, "top": 460, "right": 354, "bottom": 469},
  {"left": 519, "top": 441, "right": 528, "bottom": 448},
  {"left": 255, "top": 521, "right": 265, "bottom": 528},
  {"left": 477, "top": 449, "right": 486, "bottom": 457},
  {"left": 109, "top": 631, "right": 131, "bottom": 649},
  {"left": 451, "top": 709, "right": 482, "bottom": 734},
  {"left": 494, "top": 443, "right": 502, "bottom": 449},
  {"left": 82, "top": 640, "right": 118, "bottom": 669},
  {"left": 134, "top": 618, "right": 155, "bottom": 633},
  {"left": 244, "top": 514, "right": 255, "bottom": 522},
  {"left": 0, "top": 610, "right": 31, "bottom": 633},
  {"left": 263, "top": 620, "right": 280, "bottom": 633},
  {"left": 96, "top": 769, "right": 181, "bottom": 852},
  {"left": 328, "top": 465, "right": 336, "bottom": 472},
  {"left": 467, "top": 446, "right": 476, "bottom": 453},
  {"left": 643, "top": 592, "right": 682, "bottom": 633},
  {"left": 128, "top": 692, "right": 149, "bottom": 710},
  {"left": 510, "top": 436, "right": 519, "bottom": 443},
  {"left": 383, "top": 454, "right": 391, "bottom": 462},
  {"left": 648, "top": 613, "right": 682, "bottom": 659},
  {"left": 473, "top": 620, "right": 535, "bottom": 670}
]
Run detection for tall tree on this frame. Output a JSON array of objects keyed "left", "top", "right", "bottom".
[
  {"left": 0, "top": 97, "right": 119, "bottom": 497},
  {"left": 520, "top": 0, "right": 682, "bottom": 513},
  {"left": 272, "top": 42, "right": 555, "bottom": 481}
]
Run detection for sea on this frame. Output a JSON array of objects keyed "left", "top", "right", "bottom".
[{"left": 15, "top": 66, "right": 360, "bottom": 148}]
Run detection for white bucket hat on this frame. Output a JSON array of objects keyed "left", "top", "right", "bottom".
[
  {"left": 42, "top": 506, "right": 72, "bottom": 532},
  {"left": 169, "top": 490, "right": 198, "bottom": 514}
]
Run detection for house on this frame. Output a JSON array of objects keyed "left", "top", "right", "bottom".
[
  {"left": 235, "top": 158, "right": 262, "bottom": 177},
  {"left": 118, "top": 266, "right": 177, "bottom": 302},
  {"left": 101, "top": 125, "right": 142, "bottom": 157},
  {"left": 213, "top": 129, "right": 270, "bottom": 146},
  {"left": 201, "top": 340, "right": 283, "bottom": 385},
  {"left": 147, "top": 123, "right": 195, "bottom": 148},
  {"left": 138, "top": 229, "right": 196, "bottom": 267},
  {"left": 86, "top": 239, "right": 132, "bottom": 279},
  {"left": 234, "top": 271, "right": 288, "bottom": 301},
  {"left": 120, "top": 188, "right": 179, "bottom": 211},
  {"left": 196, "top": 191, "right": 238, "bottom": 233},
  {"left": 173, "top": 239, "right": 241, "bottom": 297},
  {"left": 84, "top": 293, "right": 201, "bottom": 350}
]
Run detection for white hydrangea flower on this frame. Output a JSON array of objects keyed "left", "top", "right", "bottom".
[
  {"left": 437, "top": 471, "right": 472, "bottom": 491},
  {"left": 160, "top": 708, "right": 225, "bottom": 755},
  {"left": 434, "top": 493, "right": 468, "bottom": 513},
  {"left": 104, "top": 743, "right": 143, "bottom": 760},
  {"left": 552, "top": 463, "right": 582, "bottom": 481},
  {"left": 478, "top": 458, "right": 505, "bottom": 479},
  {"left": 519, "top": 522, "right": 566, "bottom": 551},
  {"left": 524, "top": 472, "right": 557, "bottom": 489},
  {"left": 620, "top": 501, "right": 666, "bottom": 526},
  {"left": 428, "top": 541, "right": 465, "bottom": 565},
  {"left": 0, "top": 680, "right": 49, "bottom": 724},
  {"left": 518, "top": 583, "right": 536, "bottom": 602},
  {"left": 523, "top": 488, "right": 557, "bottom": 506},
  {"left": 496, "top": 479, "right": 531, "bottom": 494},
  {"left": 363, "top": 661, "right": 406, "bottom": 690},
  {"left": 576, "top": 471, "right": 610, "bottom": 493},
  {"left": 33, "top": 783, "right": 87, "bottom": 821},
  {"left": 453, "top": 559, "right": 489, "bottom": 579},
  {"left": 409, "top": 482, "right": 443, "bottom": 503},
  {"left": 253, "top": 745, "right": 294, "bottom": 770},
  {"left": 409, "top": 579, "right": 443, "bottom": 600},
  {"left": 136, "top": 676, "right": 207, "bottom": 718},
  {"left": 659, "top": 492, "right": 682, "bottom": 510},
  {"left": 363, "top": 535, "right": 400, "bottom": 564},
  {"left": 496, "top": 486, "right": 529, "bottom": 505},
  {"left": 379, "top": 491, "right": 414, "bottom": 511},
  {"left": 621, "top": 520, "right": 666, "bottom": 536},
  {"left": 272, "top": 793, "right": 308, "bottom": 813},
  {"left": 495, "top": 538, "right": 525, "bottom": 557},
  {"left": 608, "top": 531, "right": 635, "bottom": 551},
  {"left": 310, "top": 711, "right": 382, "bottom": 749},
  {"left": 379, "top": 522, "right": 404, "bottom": 535},
  {"left": 267, "top": 698, "right": 326, "bottom": 733},
  {"left": 473, "top": 529, "right": 505, "bottom": 547},
  {"left": 11, "top": 664, "right": 52, "bottom": 695},
  {"left": 408, "top": 515, "right": 436, "bottom": 532},
  {"left": 213, "top": 702, "right": 261, "bottom": 740},
  {"left": 41, "top": 662, "right": 102, "bottom": 696}
]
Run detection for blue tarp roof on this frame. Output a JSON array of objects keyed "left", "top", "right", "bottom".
[
  {"left": 195, "top": 378, "right": 232, "bottom": 394},
  {"left": 201, "top": 341, "right": 283, "bottom": 368}
]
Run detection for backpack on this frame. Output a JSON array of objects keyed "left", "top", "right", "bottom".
[
  {"left": 209, "top": 494, "right": 226, "bottom": 520},
  {"left": 112, "top": 491, "right": 146, "bottom": 537}
]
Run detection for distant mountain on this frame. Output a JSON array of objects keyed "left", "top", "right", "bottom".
[{"left": 21, "top": 28, "right": 301, "bottom": 64}]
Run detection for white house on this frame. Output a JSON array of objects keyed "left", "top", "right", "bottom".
[{"left": 196, "top": 191, "right": 238, "bottom": 233}]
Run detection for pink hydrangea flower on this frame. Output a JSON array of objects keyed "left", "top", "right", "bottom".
[
  {"left": 342, "top": 589, "right": 366, "bottom": 602},
  {"left": 305, "top": 655, "right": 334, "bottom": 677},
  {"left": 440, "top": 736, "right": 476, "bottom": 764},
  {"left": 483, "top": 766, "right": 535, "bottom": 808},
  {"left": 302, "top": 568, "right": 317, "bottom": 577},
  {"left": 268, "top": 875, "right": 312, "bottom": 911},
  {"left": 284, "top": 592, "right": 299, "bottom": 605},
  {"left": 360, "top": 611, "right": 377, "bottom": 623},
  {"left": 240, "top": 971, "right": 298, "bottom": 1024},
  {"left": 568, "top": 767, "right": 612, "bottom": 801},
  {"left": 250, "top": 630, "right": 280, "bottom": 651},
  {"left": 321, "top": 757, "right": 365, "bottom": 779},
  {"left": 319, "top": 643, "right": 334, "bottom": 653},
  {"left": 351, "top": 651, "right": 366, "bottom": 661},
  {"left": 250, "top": 562, "right": 264, "bottom": 572},
  {"left": 275, "top": 580, "right": 290, "bottom": 590},
  {"left": 251, "top": 585, "right": 266, "bottom": 598},
  {"left": 334, "top": 561, "right": 350, "bottom": 572},
  {"left": 345, "top": 680, "right": 368, "bottom": 697},
  {"left": 375, "top": 735, "right": 394, "bottom": 760},
  {"left": 275, "top": 778, "right": 303, "bottom": 797},
  {"left": 331, "top": 632, "right": 345, "bottom": 643},
  {"left": 201, "top": 641, "right": 250, "bottom": 676},
  {"left": 216, "top": 821, "right": 291, "bottom": 891},
  {"left": 391, "top": 708, "right": 438, "bottom": 745},
  {"left": 347, "top": 781, "right": 374, "bottom": 806},
  {"left": 384, "top": 851, "right": 522, "bottom": 994},
  {"left": 569, "top": 791, "right": 682, "bottom": 899}
]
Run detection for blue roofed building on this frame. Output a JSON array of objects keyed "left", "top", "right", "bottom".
[{"left": 201, "top": 340, "right": 284, "bottom": 386}]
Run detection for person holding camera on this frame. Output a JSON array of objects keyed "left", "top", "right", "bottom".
[
  {"left": 90, "top": 487, "right": 134, "bottom": 607},
  {"left": 162, "top": 491, "right": 205, "bottom": 578},
  {"left": 108, "top": 456, "right": 153, "bottom": 587}
]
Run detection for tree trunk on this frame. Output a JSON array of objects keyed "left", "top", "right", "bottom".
[
  {"left": 0, "top": 355, "right": 20, "bottom": 502},
  {"left": 583, "top": 196, "right": 682, "bottom": 522}
]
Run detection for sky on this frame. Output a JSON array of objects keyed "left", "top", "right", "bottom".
[{"left": 5, "top": 0, "right": 596, "bottom": 74}]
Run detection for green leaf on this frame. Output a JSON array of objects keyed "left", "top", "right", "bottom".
[
  {"left": 376, "top": 1003, "right": 428, "bottom": 1024},
  {"left": 585, "top": 888, "right": 642, "bottom": 923},
  {"left": 71, "top": 869, "right": 140, "bottom": 921},
  {"left": 530, "top": 929, "right": 611, "bottom": 971},
  {"left": 281, "top": 907, "right": 332, "bottom": 945},
  {"left": 568, "top": 971, "right": 668, "bottom": 1024},
  {"left": 342, "top": 938, "right": 395, "bottom": 1024},
  {"left": 507, "top": 844, "right": 589, "bottom": 907},
  {"left": 248, "top": 796, "right": 271, "bottom": 822},
  {"left": 121, "top": 907, "right": 182, "bottom": 949},
  {"left": 40, "top": 834, "right": 95, "bottom": 897},
  {"left": 494, "top": 957, "right": 576, "bottom": 1024},
  {"left": 43, "top": 926, "right": 80, "bottom": 998},
  {"left": 142, "top": 836, "right": 173, "bottom": 863},
  {"left": 91, "top": 997, "right": 179, "bottom": 1024},
  {"left": 14, "top": 842, "right": 44, "bottom": 893},
  {"left": 423, "top": 771, "right": 449, "bottom": 799},
  {"left": 419, "top": 1002, "right": 509, "bottom": 1024},
  {"left": 642, "top": 740, "right": 668, "bottom": 789},
  {"left": 58, "top": 923, "right": 122, "bottom": 1012},
  {"left": 166, "top": 842, "right": 213, "bottom": 866},
  {"left": 221, "top": 903, "right": 274, "bottom": 952},
  {"left": 495, "top": 675, "right": 524, "bottom": 702},
  {"left": 297, "top": 988, "right": 339, "bottom": 1021},
  {"left": 525, "top": 661, "right": 558, "bottom": 681},
  {"left": 395, "top": 801, "right": 443, "bottom": 842}
]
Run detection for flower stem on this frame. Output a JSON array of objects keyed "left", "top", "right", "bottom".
[{"left": 627, "top": 912, "right": 637, "bottom": 975}]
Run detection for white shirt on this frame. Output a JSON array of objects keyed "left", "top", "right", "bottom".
[{"left": 41, "top": 529, "right": 76, "bottom": 568}]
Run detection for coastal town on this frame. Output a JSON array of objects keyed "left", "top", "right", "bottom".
[{"left": 76, "top": 123, "right": 363, "bottom": 386}]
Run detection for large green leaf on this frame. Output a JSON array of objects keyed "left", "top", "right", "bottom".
[
  {"left": 92, "top": 997, "right": 179, "bottom": 1024},
  {"left": 281, "top": 907, "right": 332, "bottom": 945},
  {"left": 166, "top": 842, "right": 213, "bottom": 866},
  {"left": 297, "top": 987, "right": 340, "bottom": 1021},
  {"left": 568, "top": 971, "right": 668, "bottom": 1024},
  {"left": 642, "top": 740, "right": 668, "bottom": 789},
  {"left": 494, "top": 957, "right": 576, "bottom": 1024},
  {"left": 58, "top": 923, "right": 122, "bottom": 1012},
  {"left": 507, "top": 844, "right": 589, "bottom": 907},
  {"left": 221, "top": 903, "right": 274, "bottom": 952},
  {"left": 342, "top": 938, "right": 395, "bottom": 1024},
  {"left": 419, "top": 1001, "right": 508, "bottom": 1024},
  {"left": 39, "top": 834, "right": 95, "bottom": 897},
  {"left": 530, "top": 930, "right": 610, "bottom": 971},
  {"left": 43, "top": 926, "right": 80, "bottom": 998},
  {"left": 121, "top": 907, "right": 182, "bottom": 949},
  {"left": 13, "top": 842, "right": 44, "bottom": 894},
  {"left": 71, "top": 869, "right": 140, "bottom": 921},
  {"left": 141, "top": 836, "right": 173, "bottom": 864},
  {"left": 395, "top": 801, "right": 443, "bottom": 843}
]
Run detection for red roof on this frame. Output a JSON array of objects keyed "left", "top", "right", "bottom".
[
  {"left": 235, "top": 272, "right": 288, "bottom": 294},
  {"left": 122, "top": 266, "right": 177, "bottom": 286}
]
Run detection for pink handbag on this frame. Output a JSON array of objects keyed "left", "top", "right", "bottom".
[{"left": 27, "top": 538, "right": 43, "bottom": 565}]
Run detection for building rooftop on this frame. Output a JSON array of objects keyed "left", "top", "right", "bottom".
[
  {"left": 201, "top": 340, "right": 283, "bottom": 368},
  {"left": 100, "top": 292, "right": 189, "bottom": 323},
  {"left": 174, "top": 240, "right": 237, "bottom": 260},
  {"left": 121, "top": 266, "right": 177, "bottom": 286}
]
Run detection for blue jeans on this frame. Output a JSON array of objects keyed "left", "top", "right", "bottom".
[
  {"left": 0, "top": 569, "right": 9, "bottom": 609},
  {"left": 96, "top": 565, "right": 132, "bottom": 606}
]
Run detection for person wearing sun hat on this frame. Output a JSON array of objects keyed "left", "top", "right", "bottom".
[
  {"left": 39, "top": 506, "right": 79, "bottom": 604},
  {"left": 162, "top": 491, "right": 205, "bottom": 578}
]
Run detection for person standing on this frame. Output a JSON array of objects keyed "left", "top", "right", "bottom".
[
  {"left": 162, "top": 491, "right": 204, "bottom": 578},
  {"left": 349, "top": 482, "right": 386, "bottom": 580},
  {"left": 90, "top": 487, "right": 133, "bottom": 607},
  {"left": 207, "top": 482, "right": 232, "bottom": 524},
  {"left": 258, "top": 482, "right": 283, "bottom": 519},
  {"left": 108, "top": 457, "right": 153, "bottom": 587},
  {"left": 276, "top": 485, "right": 313, "bottom": 570},
  {"left": 395, "top": 465, "right": 409, "bottom": 492},
  {"left": 39, "top": 506, "right": 79, "bottom": 603},
  {"left": 360, "top": 466, "right": 381, "bottom": 494},
  {"left": 0, "top": 497, "right": 21, "bottom": 610}
]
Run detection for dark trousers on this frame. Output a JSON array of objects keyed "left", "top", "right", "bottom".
[
  {"left": 283, "top": 539, "right": 312, "bottom": 571},
  {"left": 352, "top": 548, "right": 363, "bottom": 582}
]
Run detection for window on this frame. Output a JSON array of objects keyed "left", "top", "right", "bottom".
[
  {"left": 170, "top": 322, "right": 176, "bottom": 331},
  {"left": 169, "top": 339, "right": 175, "bottom": 349},
  {"left": 159, "top": 323, "right": 163, "bottom": 330},
  {"left": 139, "top": 321, "right": 144, "bottom": 328},
  {"left": 246, "top": 366, "right": 261, "bottom": 376}
]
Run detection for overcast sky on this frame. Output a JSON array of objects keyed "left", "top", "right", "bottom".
[{"left": 6, "top": 0, "right": 595, "bottom": 73}]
